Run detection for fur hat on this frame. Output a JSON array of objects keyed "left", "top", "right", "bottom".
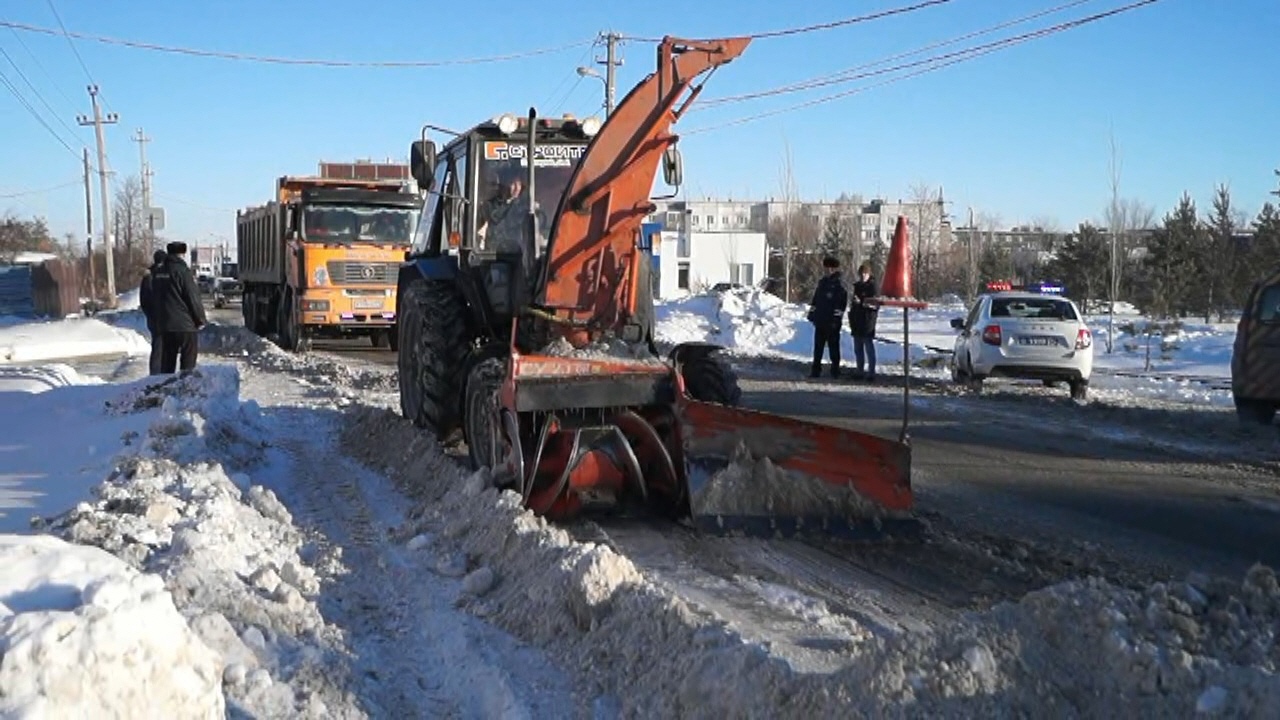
[{"left": 166, "top": 241, "right": 188, "bottom": 255}]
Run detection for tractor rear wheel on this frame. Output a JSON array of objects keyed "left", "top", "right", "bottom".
[
  {"left": 398, "top": 279, "right": 470, "bottom": 438},
  {"left": 680, "top": 351, "right": 742, "bottom": 406}
]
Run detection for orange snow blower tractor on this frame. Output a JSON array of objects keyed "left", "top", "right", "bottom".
[{"left": 396, "top": 36, "right": 914, "bottom": 536}]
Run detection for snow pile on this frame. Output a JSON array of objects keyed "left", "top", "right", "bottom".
[
  {"left": 541, "top": 335, "right": 666, "bottom": 365},
  {"left": 39, "top": 367, "right": 354, "bottom": 718},
  {"left": 0, "top": 316, "right": 149, "bottom": 365},
  {"left": 1091, "top": 317, "right": 1238, "bottom": 379},
  {"left": 656, "top": 287, "right": 940, "bottom": 368},
  {"left": 339, "top": 402, "right": 1280, "bottom": 716},
  {"left": 0, "top": 535, "right": 225, "bottom": 718}
]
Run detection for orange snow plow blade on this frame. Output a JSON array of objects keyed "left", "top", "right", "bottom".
[{"left": 676, "top": 399, "right": 915, "bottom": 538}]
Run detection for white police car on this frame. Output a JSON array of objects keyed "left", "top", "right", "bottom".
[{"left": 948, "top": 289, "right": 1094, "bottom": 400}]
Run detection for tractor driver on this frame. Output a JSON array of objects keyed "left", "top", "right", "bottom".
[{"left": 477, "top": 163, "right": 548, "bottom": 256}]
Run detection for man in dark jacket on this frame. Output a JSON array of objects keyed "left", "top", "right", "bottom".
[
  {"left": 138, "top": 249, "right": 168, "bottom": 375},
  {"left": 150, "top": 241, "right": 208, "bottom": 373},
  {"left": 806, "top": 256, "right": 848, "bottom": 378},
  {"left": 849, "top": 262, "right": 879, "bottom": 381}
]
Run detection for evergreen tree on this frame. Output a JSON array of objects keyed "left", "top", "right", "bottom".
[
  {"left": 978, "top": 243, "right": 1015, "bottom": 286},
  {"left": 1141, "top": 193, "right": 1204, "bottom": 317},
  {"left": 1045, "top": 223, "right": 1108, "bottom": 310},
  {"left": 869, "top": 236, "right": 888, "bottom": 276},
  {"left": 1203, "top": 184, "right": 1240, "bottom": 321}
]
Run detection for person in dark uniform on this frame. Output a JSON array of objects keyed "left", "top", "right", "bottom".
[
  {"left": 150, "top": 241, "right": 207, "bottom": 373},
  {"left": 806, "top": 256, "right": 848, "bottom": 378},
  {"left": 849, "top": 262, "right": 880, "bottom": 381},
  {"left": 138, "top": 249, "right": 168, "bottom": 375}
]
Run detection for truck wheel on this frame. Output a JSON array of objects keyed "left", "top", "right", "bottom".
[
  {"left": 680, "top": 352, "right": 742, "bottom": 406},
  {"left": 277, "top": 290, "right": 302, "bottom": 352},
  {"left": 388, "top": 326, "right": 399, "bottom": 352},
  {"left": 371, "top": 331, "right": 388, "bottom": 349},
  {"left": 398, "top": 279, "right": 470, "bottom": 437},
  {"left": 1234, "top": 396, "right": 1276, "bottom": 425}
]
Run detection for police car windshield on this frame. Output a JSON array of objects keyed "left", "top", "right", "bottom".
[
  {"left": 478, "top": 141, "right": 587, "bottom": 215},
  {"left": 302, "top": 205, "right": 416, "bottom": 245}
]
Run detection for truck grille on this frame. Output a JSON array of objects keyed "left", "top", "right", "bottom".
[{"left": 325, "top": 261, "right": 397, "bottom": 285}]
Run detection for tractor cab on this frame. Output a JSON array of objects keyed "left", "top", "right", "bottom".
[{"left": 405, "top": 113, "right": 600, "bottom": 340}]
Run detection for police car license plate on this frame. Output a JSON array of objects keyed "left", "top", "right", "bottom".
[
  {"left": 354, "top": 299, "right": 384, "bottom": 310},
  {"left": 1017, "top": 336, "right": 1056, "bottom": 346}
]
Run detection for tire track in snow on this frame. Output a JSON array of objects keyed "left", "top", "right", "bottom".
[{"left": 240, "top": 370, "right": 583, "bottom": 720}]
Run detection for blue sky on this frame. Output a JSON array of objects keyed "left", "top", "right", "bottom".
[{"left": 1, "top": 0, "right": 1277, "bottom": 250}]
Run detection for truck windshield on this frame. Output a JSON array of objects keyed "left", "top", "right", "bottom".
[
  {"left": 302, "top": 204, "right": 416, "bottom": 245},
  {"left": 478, "top": 139, "right": 586, "bottom": 219}
]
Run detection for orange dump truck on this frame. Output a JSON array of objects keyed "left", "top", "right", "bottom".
[{"left": 236, "top": 161, "right": 420, "bottom": 351}]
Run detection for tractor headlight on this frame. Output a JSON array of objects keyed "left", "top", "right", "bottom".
[
  {"left": 580, "top": 116, "right": 602, "bottom": 137},
  {"left": 494, "top": 113, "right": 519, "bottom": 135}
]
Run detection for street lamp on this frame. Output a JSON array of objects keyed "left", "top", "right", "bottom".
[{"left": 576, "top": 66, "right": 610, "bottom": 117}]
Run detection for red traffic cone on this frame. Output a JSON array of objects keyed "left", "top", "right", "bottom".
[{"left": 880, "top": 215, "right": 913, "bottom": 299}]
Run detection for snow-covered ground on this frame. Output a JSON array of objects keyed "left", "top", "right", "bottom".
[
  {"left": 0, "top": 315, "right": 149, "bottom": 366},
  {"left": 1, "top": 301, "right": 1277, "bottom": 716},
  {"left": 655, "top": 288, "right": 1237, "bottom": 408}
]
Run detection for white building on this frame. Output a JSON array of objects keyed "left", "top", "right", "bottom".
[{"left": 654, "top": 229, "right": 767, "bottom": 300}]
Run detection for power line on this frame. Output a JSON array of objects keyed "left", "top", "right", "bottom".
[
  {"left": 44, "top": 0, "right": 96, "bottom": 84},
  {"left": 684, "top": 0, "right": 1163, "bottom": 135},
  {"left": 7, "top": 26, "right": 80, "bottom": 111},
  {"left": 0, "top": 19, "right": 596, "bottom": 68},
  {"left": 621, "top": 0, "right": 955, "bottom": 43},
  {"left": 0, "top": 42, "right": 85, "bottom": 142},
  {"left": 698, "top": 0, "right": 1098, "bottom": 108},
  {"left": 0, "top": 179, "right": 81, "bottom": 199},
  {"left": 0, "top": 64, "right": 80, "bottom": 158}
]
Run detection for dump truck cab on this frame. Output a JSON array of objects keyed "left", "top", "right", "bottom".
[
  {"left": 1231, "top": 266, "right": 1280, "bottom": 425},
  {"left": 400, "top": 114, "right": 601, "bottom": 350}
]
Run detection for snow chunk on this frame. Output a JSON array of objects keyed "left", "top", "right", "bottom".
[{"left": 0, "top": 535, "right": 224, "bottom": 718}]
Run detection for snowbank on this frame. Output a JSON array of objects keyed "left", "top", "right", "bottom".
[
  {"left": 655, "top": 288, "right": 937, "bottom": 367},
  {"left": 0, "top": 316, "right": 149, "bottom": 365},
  {"left": 0, "top": 362, "right": 102, "bottom": 393},
  {"left": 0, "top": 535, "right": 225, "bottom": 718},
  {"left": 26, "top": 367, "right": 349, "bottom": 717},
  {"left": 340, "top": 403, "right": 1280, "bottom": 717}
]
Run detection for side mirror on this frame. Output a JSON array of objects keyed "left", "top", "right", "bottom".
[
  {"left": 662, "top": 145, "right": 683, "bottom": 187},
  {"left": 410, "top": 140, "right": 437, "bottom": 189},
  {"left": 950, "top": 317, "right": 965, "bottom": 330}
]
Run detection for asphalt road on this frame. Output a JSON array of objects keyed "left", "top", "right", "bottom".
[{"left": 737, "top": 370, "right": 1280, "bottom": 584}]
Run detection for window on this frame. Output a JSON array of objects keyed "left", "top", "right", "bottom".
[
  {"left": 730, "top": 262, "right": 754, "bottom": 286},
  {"left": 411, "top": 154, "right": 452, "bottom": 256},
  {"left": 691, "top": 215, "right": 699, "bottom": 226},
  {"left": 1257, "top": 284, "right": 1280, "bottom": 322},
  {"left": 737, "top": 214, "right": 748, "bottom": 226},
  {"left": 721, "top": 215, "right": 729, "bottom": 226},
  {"left": 706, "top": 215, "right": 714, "bottom": 226},
  {"left": 989, "top": 297, "right": 1078, "bottom": 320},
  {"left": 677, "top": 234, "right": 690, "bottom": 258},
  {"left": 677, "top": 262, "right": 691, "bottom": 290},
  {"left": 665, "top": 211, "right": 680, "bottom": 228}
]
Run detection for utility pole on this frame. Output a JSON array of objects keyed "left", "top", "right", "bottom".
[
  {"left": 83, "top": 148, "right": 96, "bottom": 298},
  {"left": 77, "top": 85, "right": 118, "bottom": 306},
  {"left": 133, "top": 128, "right": 154, "bottom": 253},
  {"left": 966, "top": 206, "right": 976, "bottom": 305},
  {"left": 599, "top": 31, "right": 622, "bottom": 117}
]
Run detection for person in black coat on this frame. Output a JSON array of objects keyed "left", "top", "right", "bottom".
[
  {"left": 149, "top": 241, "right": 208, "bottom": 373},
  {"left": 138, "top": 249, "right": 168, "bottom": 375},
  {"left": 848, "top": 262, "right": 879, "bottom": 381},
  {"left": 806, "top": 256, "right": 848, "bottom": 378}
]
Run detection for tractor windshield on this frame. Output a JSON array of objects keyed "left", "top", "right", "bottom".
[
  {"left": 302, "top": 204, "right": 417, "bottom": 245},
  {"left": 475, "top": 140, "right": 586, "bottom": 254}
]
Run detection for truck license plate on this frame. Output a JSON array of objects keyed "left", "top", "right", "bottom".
[{"left": 354, "top": 299, "right": 384, "bottom": 310}]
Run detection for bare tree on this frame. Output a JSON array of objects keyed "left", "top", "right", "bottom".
[
  {"left": 908, "top": 182, "right": 944, "bottom": 298},
  {"left": 1101, "top": 132, "right": 1153, "bottom": 350},
  {"left": 112, "top": 175, "right": 147, "bottom": 253},
  {"left": 778, "top": 136, "right": 800, "bottom": 302}
]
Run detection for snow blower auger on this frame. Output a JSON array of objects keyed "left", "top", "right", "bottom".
[{"left": 396, "top": 35, "right": 915, "bottom": 539}]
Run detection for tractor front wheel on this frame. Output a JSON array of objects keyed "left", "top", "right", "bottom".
[{"left": 397, "top": 279, "right": 470, "bottom": 438}]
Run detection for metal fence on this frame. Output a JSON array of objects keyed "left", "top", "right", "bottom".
[{"left": 0, "top": 259, "right": 80, "bottom": 318}]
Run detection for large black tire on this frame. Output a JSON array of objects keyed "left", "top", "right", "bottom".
[
  {"left": 680, "top": 352, "right": 742, "bottom": 406},
  {"left": 463, "top": 357, "right": 507, "bottom": 471},
  {"left": 1235, "top": 396, "right": 1277, "bottom": 426},
  {"left": 397, "top": 279, "right": 471, "bottom": 438}
]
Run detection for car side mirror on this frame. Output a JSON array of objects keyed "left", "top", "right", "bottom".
[
  {"left": 410, "top": 140, "right": 437, "bottom": 189},
  {"left": 950, "top": 317, "right": 965, "bottom": 330},
  {"left": 662, "top": 145, "right": 683, "bottom": 187}
]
